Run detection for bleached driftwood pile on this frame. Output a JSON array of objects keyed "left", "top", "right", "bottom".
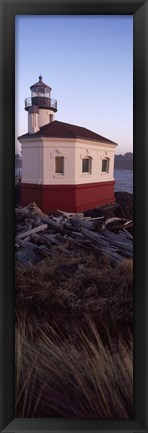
[{"left": 15, "top": 202, "right": 133, "bottom": 266}]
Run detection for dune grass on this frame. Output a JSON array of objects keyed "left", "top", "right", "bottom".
[{"left": 15, "top": 250, "right": 133, "bottom": 418}]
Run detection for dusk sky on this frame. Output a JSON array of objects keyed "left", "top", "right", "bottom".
[{"left": 15, "top": 15, "right": 133, "bottom": 155}]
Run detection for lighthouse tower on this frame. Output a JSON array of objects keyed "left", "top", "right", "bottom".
[
  {"left": 25, "top": 75, "right": 57, "bottom": 133},
  {"left": 19, "top": 76, "right": 117, "bottom": 213}
]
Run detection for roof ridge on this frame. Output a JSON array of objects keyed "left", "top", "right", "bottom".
[
  {"left": 52, "top": 120, "right": 117, "bottom": 144},
  {"left": 18, "top": 119, "right": 117, "bottom": 146}
]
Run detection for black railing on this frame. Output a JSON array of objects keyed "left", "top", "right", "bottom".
[{"left": 25, "top": 97, "right": 57, "bottom": 112}]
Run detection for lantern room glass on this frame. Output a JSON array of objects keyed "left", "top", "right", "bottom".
[{"left": 31, "top": 88, "right": 51, "bottom": 98}]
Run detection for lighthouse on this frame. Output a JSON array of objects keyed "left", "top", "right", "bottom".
[
  {"left": 18, "top": 76, "right": 117, "bottom": 213},
  {"left": 25, "top": 74, "right": 57, "bottom": 132}
]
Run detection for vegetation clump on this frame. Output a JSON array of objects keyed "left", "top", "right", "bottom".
[{"left": 15, "top": 248, "right": 133, "bottom": 418}]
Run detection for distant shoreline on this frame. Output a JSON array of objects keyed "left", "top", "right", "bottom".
[{"left": 114, "top": 153, "right": 133, "bottom": 171}]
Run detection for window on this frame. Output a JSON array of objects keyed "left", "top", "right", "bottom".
[
  {"left": 55, "top": 156, "right": 64, "bottom": 174},
  {"left": 37, "top": 87, "right": 45, "bottom": 95},
  {"left": 49, "top": 114, "right": 54, "bottom": 123},
  {"left": 102, "top": 158, "right": 109, "bottom": 173},
  {"left": 45, "top": 89, "right": 51, "bottom": 98},
  {"left": 82, "top": 157, "right": 92, "bottom": 174}
]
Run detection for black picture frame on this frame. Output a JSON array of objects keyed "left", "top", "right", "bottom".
[{"left": 0, "top": 0, "right": 148, "bottom": 432}]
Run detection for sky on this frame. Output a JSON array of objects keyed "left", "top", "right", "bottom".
[{"left": 15, "top": 15, "right": 133, "bottom": 155}]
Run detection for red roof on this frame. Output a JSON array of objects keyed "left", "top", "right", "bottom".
[{"left": 18, "top": 120, "right": 117, "bottom": 145}]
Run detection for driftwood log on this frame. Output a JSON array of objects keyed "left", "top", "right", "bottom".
[
  {"left": 15, "top": 224, "right": 48, "bottom": 241},
  {"left": 15, "top": 202, "right": 133, "bottom": 265}
]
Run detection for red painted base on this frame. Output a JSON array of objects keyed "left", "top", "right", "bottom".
[{"left": 21, "top": 181, "right": 115, "bottom": 213}]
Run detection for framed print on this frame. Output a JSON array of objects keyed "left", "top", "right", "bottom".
[{"left": 0, "top": 0, "right": 148, "bottom": 432}]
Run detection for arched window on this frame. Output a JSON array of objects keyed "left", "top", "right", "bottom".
[
  {"left": 55, "top": 156, "right": 64, "bottom": 174},
  {"left": 102, "top": 158, "right": 110, "bottom": 173},
  {"left": 82, "top": 156, "right": 92, "bottom": 174}
]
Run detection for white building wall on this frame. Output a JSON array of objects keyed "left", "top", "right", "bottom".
[
  {"left": 75, "top": 139, "right": 116, "bottom": 184},
  {"left": 42, "top": 139, "right": 76, "bottom": 184},
  {"left": 20, "top": 137, "right": 116, "bottom": 185},
  {"left": 28, "top": 109, "right": 55, "bottom": 134},
  {"left": 42, "top": 138, "right": 116, "bottom": 185},
  {"left": 38, "top": 109, "right": 55, "bottom": 128},
  {"left": 28, "top": 113, "right": 39, "bottom": 134},
  {"left": 21, "top": 139, "right": 43, "bottom": 184}
]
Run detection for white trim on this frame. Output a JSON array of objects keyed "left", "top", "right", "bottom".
[
  {"left": 22, "top": 177, "right": 115, "bottom": 185},
  {"left": 19, "top": 136, "right": 117, "bottom": 148}
]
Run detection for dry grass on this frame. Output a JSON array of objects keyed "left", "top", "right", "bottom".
[
  {"left": 15, "top": 251, "right": 133, "bottom": 321},
  {"left": 15, "top": 250, "right": 133, "bottom": 418},
  {"left": 15, "top": 317, "right": 133, "bottom": 418}
]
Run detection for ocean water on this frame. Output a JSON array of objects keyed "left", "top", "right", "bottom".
[
  {"left": 114, "top": 169, "right": 133, "bottom": 194},
  {"left": 15, "top": 168, "right": 133, "bottom": 194}
]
